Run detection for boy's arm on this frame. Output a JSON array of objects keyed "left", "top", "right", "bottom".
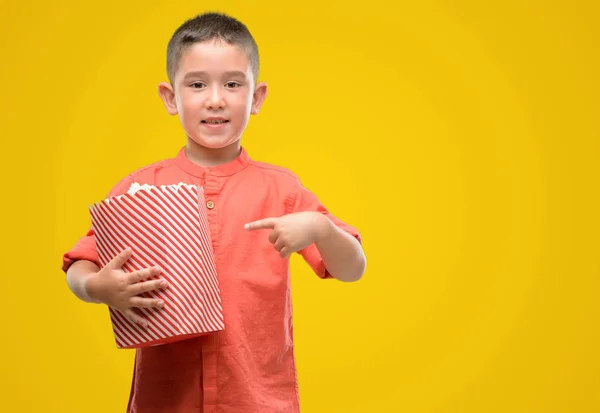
[
  {"left": 289, "top": 177, "right": 365, "bottom": 281},
  {"left": 62, "top": 172, "right": 136, "bottom": 298},
  {"left": 246, "top": 211, "right": 366, "bottom": 282},
  {"left": 246, "top": 175, "right": 366, "bottom": 282},
  {"left": 313, "top": 213, "right": 366, "bottom": 282},
  {"left": 66, "top": 260, "right": 102, "bottom": 303},
  {"left": 61, "top": 174, "right": 167, "bottom": 325}
]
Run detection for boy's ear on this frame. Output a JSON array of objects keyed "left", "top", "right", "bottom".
[
  {"left": 251, "top": 81, "right": 268, "bottom": 115},
  {"left": 158, "top": 82, "right": 178, "bottom": 115}
]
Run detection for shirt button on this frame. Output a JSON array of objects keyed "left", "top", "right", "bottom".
[{"left": 206, "top": 201, "right": 215, "bottom": 209}]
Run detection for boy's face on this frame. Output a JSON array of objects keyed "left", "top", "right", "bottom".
[{"left": 158, "top": 40, "right": 267, "bottom": 151}]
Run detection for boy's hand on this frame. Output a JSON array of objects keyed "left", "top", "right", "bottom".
[
  {"left": 244, "top": 212, "right": 331, "bottom": 258},
  {"left": 85, "top": 248, "right": 169, "bottom": 327}
]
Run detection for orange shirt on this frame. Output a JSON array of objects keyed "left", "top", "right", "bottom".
[{"left": 62, "top": 147, "right": 361, "bottom": 413}]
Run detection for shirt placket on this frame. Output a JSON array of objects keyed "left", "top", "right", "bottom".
[{"left": 201, "top": 171, "right": 222, "bottom": 413}]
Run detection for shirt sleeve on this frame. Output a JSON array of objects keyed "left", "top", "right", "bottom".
[
  {"left": 286, "top": 177, "right": 362, "bottom": 279},
  {"left": 61, "top": 175, "right": 135, "bottom": 273}
]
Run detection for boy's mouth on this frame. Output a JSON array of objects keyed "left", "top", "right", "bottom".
[{"left": 202, "top": 119, "right": 229, "bottom": 125}]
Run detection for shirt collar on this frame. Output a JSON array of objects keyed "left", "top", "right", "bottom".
[{"left": 175, "top": 146, "right": 250, "bottom": 178}]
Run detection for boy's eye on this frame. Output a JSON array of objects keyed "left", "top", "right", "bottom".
[
  {"left": 225, "top": 82, "right": 241, "bottom": 88},
  {"left": 191, "top": 82, "right": 205, "bottom": 89}
]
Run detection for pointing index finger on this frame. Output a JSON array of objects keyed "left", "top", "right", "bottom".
[{"left": 245, "top": 218, "right": 277, "bottom": 231}]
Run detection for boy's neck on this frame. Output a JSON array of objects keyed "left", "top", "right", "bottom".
[{"left": 185, "top": 139, "right": 242, "bottom": 167}]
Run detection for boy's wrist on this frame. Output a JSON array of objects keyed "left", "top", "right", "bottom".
[{"left": 82, "top": 273, "right": 102, "bottom": 304}]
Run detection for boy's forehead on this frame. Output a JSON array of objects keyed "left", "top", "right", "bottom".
[{"left": 176, "top": 40, "right": 251, "bottom": 79}]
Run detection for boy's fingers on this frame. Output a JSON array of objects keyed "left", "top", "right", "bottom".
[
  {"left": 110, "top": 248, "right": 132, "bottom": 269},
  {"left": 129, "top": 279, "right": 169, "bottom": 296},
  {"left": 274, "top": 238, "right": 285, "bottom": 252},
  {"left": 268, "top": 230, "right": 278, "bottom": 244},
  {"left": 279, "top": 247, "right": 291, "bottom": 259},
  {"left": 128, "top": 266, "right": 162, "bottom": 283},
  {"left": 130, "top": 297, "right": 165, "bottom": 309},
  {"left": 245, "top": 218, "right": 277, "bottom": 231},
  {"left": 124, "top": 308, "right": 147, "bottom": 327}
]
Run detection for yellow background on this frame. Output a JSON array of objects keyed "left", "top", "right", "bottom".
[{"left": 1, "top": 1, "right": 598, "bottom": 412}]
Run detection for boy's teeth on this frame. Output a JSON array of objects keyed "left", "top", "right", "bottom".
[{"left": 206, "top": 120, "right": 226, "bottom": 124}]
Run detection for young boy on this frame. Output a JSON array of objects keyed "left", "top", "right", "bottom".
[{"left": 62, "top": 12, "right": 366, "bottom": 413}]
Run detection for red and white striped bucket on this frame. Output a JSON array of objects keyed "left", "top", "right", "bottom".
[{"left": 89, "top": 183, "right": 224, "bottom": 349}]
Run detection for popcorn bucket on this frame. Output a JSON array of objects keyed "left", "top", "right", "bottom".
[{"left": 89, "top": 183, "right": 224, "bottom": 349}]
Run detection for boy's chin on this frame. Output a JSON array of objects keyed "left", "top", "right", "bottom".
[{"left": 188, "top": 135, "right": 241, "bottom": 150}]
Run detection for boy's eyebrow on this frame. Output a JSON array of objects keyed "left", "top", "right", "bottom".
[{"left": 182, "top": 71, "right": 248, "bottom": 81}]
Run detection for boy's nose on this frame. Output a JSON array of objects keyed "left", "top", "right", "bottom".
[{"left": 205, "top": 87, "right": 225, "bottom": 109}]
